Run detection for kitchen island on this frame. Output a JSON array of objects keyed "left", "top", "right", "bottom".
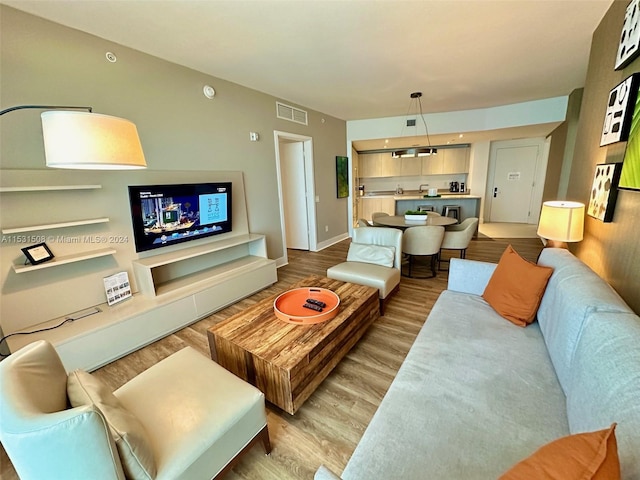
[{"left": 358, "top": 190, "right": 481, "bottom": 223}]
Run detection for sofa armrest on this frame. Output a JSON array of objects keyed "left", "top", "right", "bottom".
[
  {"left": 315, "top": 465, "right": 343, "bottom": 480},
  {"left": 447, "top": 258, "right": 497, "bottom": 295}
]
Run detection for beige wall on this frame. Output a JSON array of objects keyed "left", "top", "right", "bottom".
[
  {"left": 568, "top": 0, "right": 640, "bottom": 314},
  {"left": 0, "top": 6, "right": 348, "bottom": 263}
]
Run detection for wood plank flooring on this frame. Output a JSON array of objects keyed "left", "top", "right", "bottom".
[{"left": 0, "top": 236, "right": 543, "bottom": 480}]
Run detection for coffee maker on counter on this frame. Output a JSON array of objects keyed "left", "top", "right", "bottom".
[{"left": 449, "top": 181, "right": 459, "bottom": 192}]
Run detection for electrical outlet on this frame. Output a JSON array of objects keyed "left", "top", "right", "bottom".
[{"left": 325, "top": 225, "right": 329, "bottom": 232}]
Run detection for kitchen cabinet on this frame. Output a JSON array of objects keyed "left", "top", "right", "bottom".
[
  {"left": 443, "top": 147, "right": 469, "bottom": 174},
  {"left": 400, "top": 157, "right": 422, "bottom": 176},
  {"left": 421, "top": 154, "right": 445, "bottom": 175},
  {"left": 359, "top": 153, "right": 400, "bottom": 178},
  {"left": 421, "top": 147, "right": 469, "bottom": 175},
  {"left": 358, "top": 197, "right": 395, "bottom": 221}
]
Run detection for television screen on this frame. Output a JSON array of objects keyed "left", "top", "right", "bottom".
[{"left": 128, "top": 182, "right": 232, "bottom": 252}]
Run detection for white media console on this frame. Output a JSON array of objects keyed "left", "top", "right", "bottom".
[{"left": 1, "top": 170, "right": 277, "bottom": 371}]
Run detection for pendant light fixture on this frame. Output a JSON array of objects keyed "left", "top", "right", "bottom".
[{"left": 391, "top": 92, "right": 437, "bottom": 159}]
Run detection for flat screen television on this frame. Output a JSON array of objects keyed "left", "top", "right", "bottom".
[{"left": 128, "top": 182, "right": 232, "bottom": 252}]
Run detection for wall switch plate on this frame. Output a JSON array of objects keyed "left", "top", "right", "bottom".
[
  {"left": 249, "top": 132, "right": 259, "bottom": 141},
  {"left": 325, "top": 225, "right": 329, "bottom": 232}
]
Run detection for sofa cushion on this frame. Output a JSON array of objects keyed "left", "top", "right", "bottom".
[
  {"left": 346, "top": 242, "right": 395, "bottom": 268},
  {"left": 536, "top": 249, "right": 633, "bottom": 393},
  {"left": 68, "top": 370, "right": 156, "bottom": 480},
  {"left": 482, "top": 245, "right": 553, "bottom": 327},
  {"left": 499, "top": 423, "right": 620, "bottom": 480},
  {"left": 341, "top": 290, "right": 569, "bottom": 480},
  {"left": 566, "top": 311, "right": 640, "bottom": 480}
]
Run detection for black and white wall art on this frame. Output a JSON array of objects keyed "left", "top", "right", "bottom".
[
  {"left": 587, "top": 163, "right": 622, "bottom": 222},
  {"left": 615, "top": 0, "right": 640, "bottom": 70},
  {"left": 601, "top": 73, "right": 640, "bottom": 146}
]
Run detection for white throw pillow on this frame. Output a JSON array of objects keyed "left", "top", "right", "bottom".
[{"left": 347, "top": 242, "right": 395, "bottom": 268}]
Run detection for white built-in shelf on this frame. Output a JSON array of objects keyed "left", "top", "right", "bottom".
[
  {"left": 2, "top": 217, "right": 110, "bottom": 234},
  {"left": 0, "top": 185, "right": 102, "bottom": 193},
  {"left": 12, "top": 248, "right": 116, "bottom": 273}
]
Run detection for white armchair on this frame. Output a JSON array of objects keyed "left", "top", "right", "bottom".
[
  {"left": 0, "top": 340, "right": 271, "bottom": 480},
  {"left": 327, "top": 227, "right": 402, "bottom": 315},
  {"left": 439, "top": 217, "right": 479, "bottom": 270}
]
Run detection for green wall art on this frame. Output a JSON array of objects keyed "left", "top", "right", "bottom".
[
  {"left": 336, "top": 156, "right": 349, "bottom": 198},
  {"left": 620, "top": 82, "right": 640, "bottom": 191}
]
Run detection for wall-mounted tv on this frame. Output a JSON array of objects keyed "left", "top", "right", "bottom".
[{"left": 128, "top": 182, "right": 232, "bottom": 252}]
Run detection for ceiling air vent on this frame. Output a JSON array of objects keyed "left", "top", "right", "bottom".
[{"left": 276, "top": 102, "right": 308, "bottom": 126}]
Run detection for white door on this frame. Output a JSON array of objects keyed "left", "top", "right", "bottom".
[
  {"left": 488, "top": 144, "right": 539, "bottom": 223},
  {"left": 280, "top": 141, "right": 310, "bottom": 250}
]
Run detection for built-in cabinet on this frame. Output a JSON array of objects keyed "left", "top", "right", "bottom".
[
  {"left": 358, "top": 197, "right": 395, "bottom": 221},
  {"left": 360, "top": 147, "right": 470, "bottom": 177},
  {"left": 421, "top": 147, "right": 469, "bottom": 175},
  {"left": 360, "top": 152, "right": 400, "bottom": 177}
]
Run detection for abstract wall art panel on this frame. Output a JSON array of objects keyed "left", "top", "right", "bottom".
[
  {"left": 336, "top": 156, "right": 349, "bottom": 198},
  {"left": 587, "top": 163, "right": 622, "bottom": 222},
  {"left": 620, "top": 82, "right": 640, "bottom": 191},
  {"left": 615, "top": 0, "right": 640, "bottom": 70},
  {"left": 601, "top": 73, "right": 640, "bottom": 146}
]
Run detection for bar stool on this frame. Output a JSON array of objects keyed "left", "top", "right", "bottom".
[
  {"left": 417, "top": 205, "right": 435, "bottom": 212},
  {"left": 442, "top": 205, "right": 461, "bottom": 222}
]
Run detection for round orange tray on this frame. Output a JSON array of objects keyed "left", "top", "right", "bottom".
[{"left": 273, "top": 287, "right": 340, "bottom": 325}]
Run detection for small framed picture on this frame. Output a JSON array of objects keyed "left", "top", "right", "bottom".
[
  {"left": 615, "top": 0, "right": 640, "bottom": 70},
  {"left": 21, "top": 242, "right": 54, "bottom": 265},
  {"left": 601, "top": 73, "right": 640, "bottom": 146},
  {"left": 587, "top": 163, "right": 623, "bottom": 222}
]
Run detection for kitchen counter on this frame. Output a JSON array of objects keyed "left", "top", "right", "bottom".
[{"left": 362, "top": 190, "right": 480, "bottom": 200}]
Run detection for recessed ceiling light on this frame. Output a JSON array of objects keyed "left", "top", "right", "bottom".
[{"left": 459, "top": 134, "right": 464, "bottom": 138}]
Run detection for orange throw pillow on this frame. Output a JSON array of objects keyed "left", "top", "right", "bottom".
[
  {"left": 500, "top": 423, "right": 620, "bottom": 480},
  {"left": 482, "top": 245, "right": 553, "bottom": 327}
]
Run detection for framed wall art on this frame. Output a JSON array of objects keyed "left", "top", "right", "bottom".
[
  {"left": 336, "top": 155, "right": 349, "bottom": 198},
  {"left": 600, "top": 73, "right": 640, "bottom": 146},
  {"left": 615, "top": 0, "right": 640, "bottom": 70},
  {"left": 620, "top": 84, "right": 640, "bottom": 190},
  {"left": 587, "top": 163, "right": 622, "bottom": 222}
]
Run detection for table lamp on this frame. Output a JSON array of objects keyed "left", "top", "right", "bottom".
[{"left": 537, "top": 201, "right": 585, "bottom": 248}]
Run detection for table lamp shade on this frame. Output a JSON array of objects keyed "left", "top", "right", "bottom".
[
  {"left": 537, "top": 201, "right": 585, "bottom": 242},
  {"left": 41, "top": 111, "right": 146, "bottom": 169}
]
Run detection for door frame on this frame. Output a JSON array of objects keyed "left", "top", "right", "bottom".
[
  {"left": 274, "top": 130, "right": 317, "bottom": 265},
  {"left": 484, "top": 137, "right": 550, "bottom": 224}
]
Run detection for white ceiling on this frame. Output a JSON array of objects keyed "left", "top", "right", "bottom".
[{"left": 2, "top": 0, "right": 612, "bottom": 125}]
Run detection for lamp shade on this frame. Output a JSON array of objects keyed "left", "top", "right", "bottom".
[
  {"left": 41, "top": 111, "right": 146, "bottom": 169},
  {"left": 537, "top": 201, "right": 585, "bottom": 242}
]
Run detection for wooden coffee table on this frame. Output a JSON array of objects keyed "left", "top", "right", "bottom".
[{"left": 207, "top": 275, "right": 379, "bottom": 414}]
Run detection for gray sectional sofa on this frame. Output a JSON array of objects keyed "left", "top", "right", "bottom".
[{"left": 316, "top": 248, "right": 640, "bottom": 479}]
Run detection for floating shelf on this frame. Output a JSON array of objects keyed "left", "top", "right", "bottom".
[
  {"left": 12, "top": 248, "right": 116, "bottom": 273},
  {"left": 0, "top": 185, "right": 102, "bottom": 193},
  {"left": 2, "top": 217, "right": 110, "bottom": 234}
]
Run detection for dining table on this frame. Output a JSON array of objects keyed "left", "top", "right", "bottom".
[{"left": 373, "top": 214, "right": 457, "bottom": 229}]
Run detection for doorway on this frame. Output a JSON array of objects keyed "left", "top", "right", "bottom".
[
  {"left": 485, "top": 138, "right": 548, "bottom": 224},
  {"left": 274, "top": 131, "right": 317, "bottom": 264}
]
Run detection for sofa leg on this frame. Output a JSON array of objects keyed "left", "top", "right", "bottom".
[{"left": 212, "top": 424, "right": 271, "bottom": 479}]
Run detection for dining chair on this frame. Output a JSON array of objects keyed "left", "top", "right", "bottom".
[
  {"left": 358, "top": 218, "right": 371, "bottom": 227},
  {"left": 371, "top": 212, "right": 390, "bottom": 226},
  {"left": 439, "top": 217, "right": 479, "bottom": 270},
  {"left": 402, "top": 225, "right": 445, "bottom": 278}
]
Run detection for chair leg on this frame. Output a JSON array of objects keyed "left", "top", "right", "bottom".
[{"left": 431, "top": 254, "right": 437, "bottom": 277}]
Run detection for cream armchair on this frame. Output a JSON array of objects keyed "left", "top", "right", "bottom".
[
  {"left": 0, "top": 340, "right": 271, "bottom": 480},
  {"left": 327, "top": 227, "right": 402, "bottom": 314}
]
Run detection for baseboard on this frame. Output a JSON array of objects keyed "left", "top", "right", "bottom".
[{"left": 314, "top": 232, "right": 349, "bottom": 251}]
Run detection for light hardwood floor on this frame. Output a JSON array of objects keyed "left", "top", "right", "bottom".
[{"left": 0, "top": 236, "right": 543, "bottom": 480}]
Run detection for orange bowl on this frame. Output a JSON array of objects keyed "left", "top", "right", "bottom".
[{"left": 273, "top": 287, "right": 340, "bottom": 325}]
